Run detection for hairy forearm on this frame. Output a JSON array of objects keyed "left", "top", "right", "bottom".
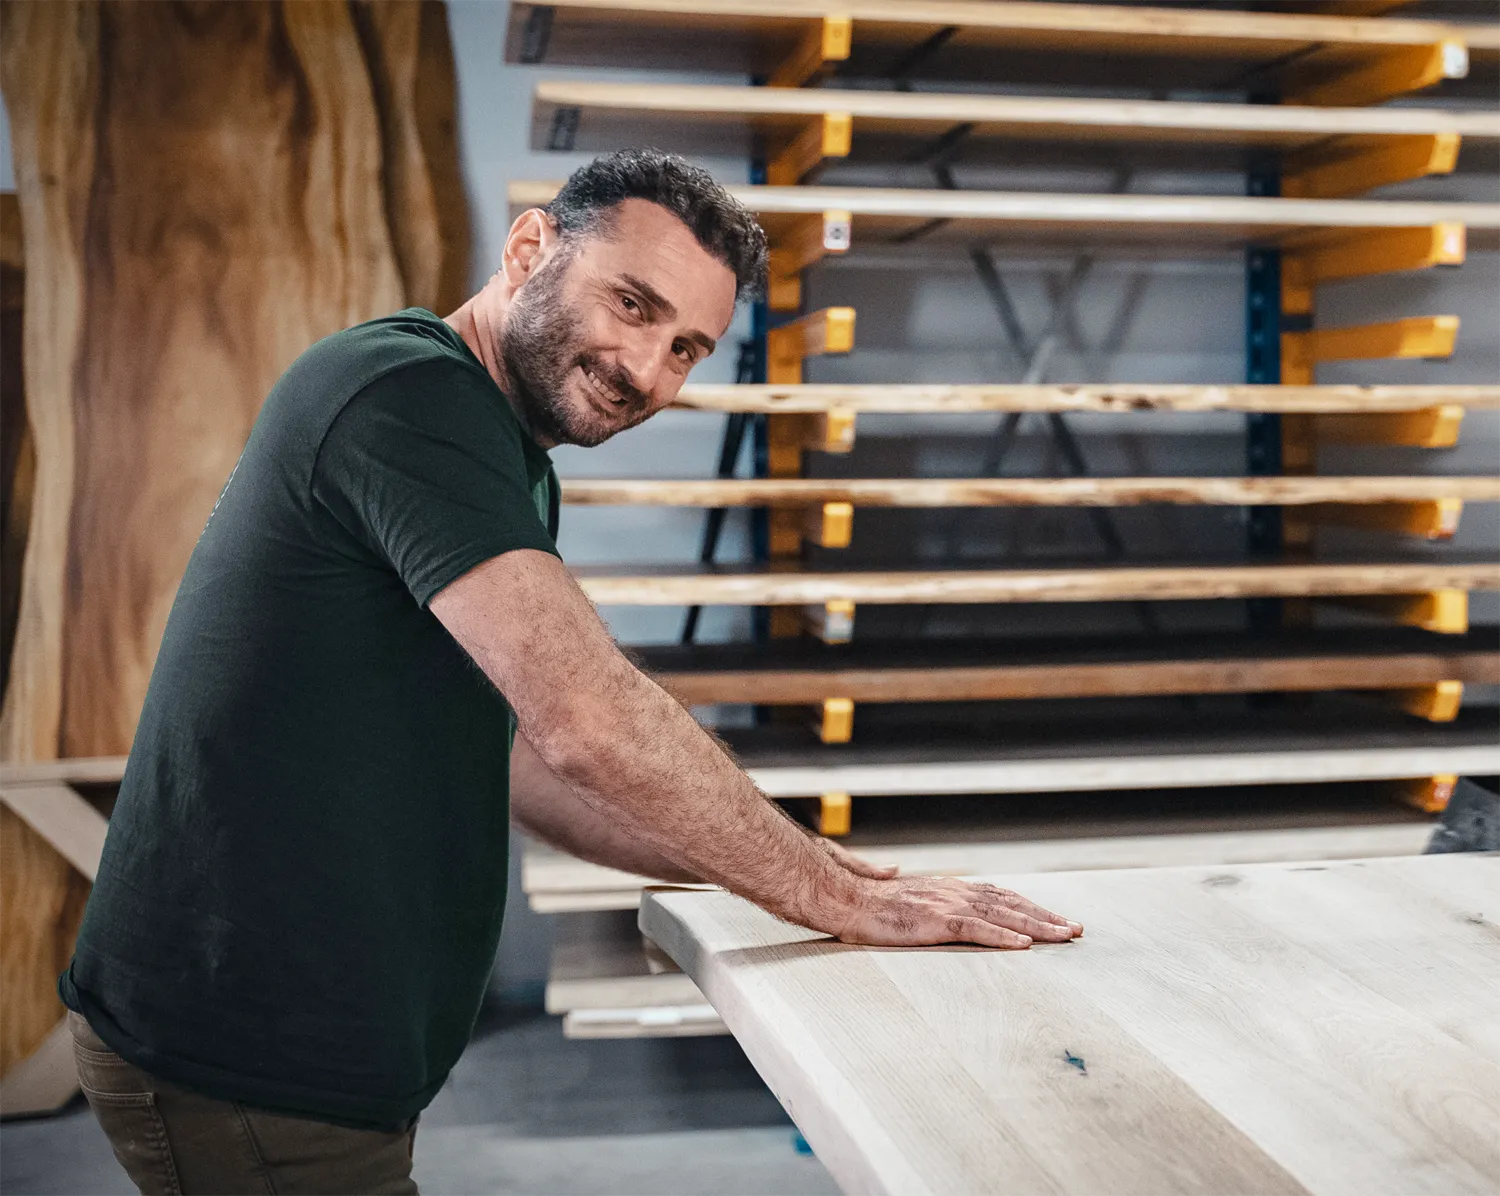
[
  {"left": 433, "top": 552, "right": 863, "bottom": 932},
  {"left": 533, "top": 660, "right": 853, "bottom": 927},
  {"left": 510, "top": 733, "right": 700, "bottom": 883}
]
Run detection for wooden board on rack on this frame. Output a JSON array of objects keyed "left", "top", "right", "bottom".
[
  {"left": 523, "top": 814, "right": 1437, "bottom": 913},
  {"left": 563, "top": 475, "right": 1500, "bottom": 509},
  {"left": 707, "top": 697, "right": 1500, "bottom": 799},
  {"left": 670, "top": 384, "right": 1500, "bottom": 416},
  {"left": 510, "top": 182, "right": 1500, "bottom": 254},
  {"left": 533, "top": 79, "right": 1500, "bottom": 169},
  {"left": 507, "top": 1, "right": 1472, "bottom": 98},
  {"left": 575, "top": 560, "right": 1500, "bottom": 607},
  {"left": 636, "top": 626, "right": 1500, "bottom": 705},
  {"left": 639, "top": 853, "right": 1500, "bottom": 1195}
]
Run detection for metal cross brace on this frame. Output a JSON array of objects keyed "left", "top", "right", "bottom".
[{"left": 913, "top": 141, "right": 1159, "bottom": 634}]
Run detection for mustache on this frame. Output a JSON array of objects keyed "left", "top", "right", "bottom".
[{"left": 577, "top": 354, "right": 650, "bottom": 411}]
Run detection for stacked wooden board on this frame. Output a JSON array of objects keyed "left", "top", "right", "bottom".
[
  {"left": 507, "top": 0, "right": 1500, "bottom": 1035},
  {"left": 640, "top": 854, "right": 1500, "bottom": 1193}
]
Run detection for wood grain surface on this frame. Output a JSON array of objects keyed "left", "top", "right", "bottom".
[
  {"left": 669, "top": 384, "right": 1500, "bottom": 415},
  {"left": 0, "top": 0, "right": 462, "bottom": 1084},
  {"left": 641, "top": 854, "right": 1500, "bottom": 1195},
  {"left": 562, "top": 475, "right": 1500, "bottom": 508},
  {"left": 521, "top": 821, "right": 1437, "bottom": 912},
  {"left": 576, "top": 561, "right": 1500, "bottom": 606},
  {"left": 0, "top": 0, "right": 461, "bottom": 762},
  {"left": 510, "top": 182, "right": 1500, "bottom": 251},
  {"left": 509, "top": 0, "right": 1478, "bottom": 96},
  {"left": 657, "top": 653, "right": 1498, "bottom": 704},
  {"left": 0, "top": 806, "right": 89, "bottom": 1077},
  {"left": 535, "top": 79, "right": 1500, "bottom": 159}
]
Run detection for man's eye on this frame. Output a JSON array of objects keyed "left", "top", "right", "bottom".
[
  {"left": 673, "top": 342, "right": 691, "bottom": 360},
  {"left": 620, "top": 294, "right": 639, "bottom": 312}
]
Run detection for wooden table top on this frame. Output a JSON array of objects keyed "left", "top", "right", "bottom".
[{"left": 641, "top": 854, "right": 1500, "bottom": 1195}]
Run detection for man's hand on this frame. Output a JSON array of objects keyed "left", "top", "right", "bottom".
[{"left": 832, "top": 876, "right": 1083, "bottom": 949}]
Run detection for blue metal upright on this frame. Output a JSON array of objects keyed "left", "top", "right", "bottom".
[{"left": 1245, "top": 163, "right": 1283, "bottom": 631}]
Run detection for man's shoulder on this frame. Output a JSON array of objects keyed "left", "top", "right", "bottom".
[{"left": 285, "top": 308, "right": 482, "bottom": 402}]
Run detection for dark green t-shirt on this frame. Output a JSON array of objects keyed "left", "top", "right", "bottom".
[{"left": 60, "top": 308, "right": 559, "bottom": 1129}]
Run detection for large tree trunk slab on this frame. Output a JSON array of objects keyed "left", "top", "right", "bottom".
[
  {"left": 0, "top": 0, "right": 463, "bottom": 1089},
  {"left": 0, "top": 0, "right": 474, "bottom": 761}
]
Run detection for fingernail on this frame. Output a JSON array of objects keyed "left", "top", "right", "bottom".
[{"left": 1017, "top": 935, "right": 1033, "bottom": 947}]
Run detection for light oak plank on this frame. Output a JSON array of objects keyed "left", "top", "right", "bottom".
[
  {"left": 0, "top": 1017, "right": 78, "bottom": 1117},
  {"left": 743, "top": 744, "right": 1500, "bottom": 800},
  {"left": 522, "top": 822, "right": 1436, "bottom": 911},
  {"left": 653, "top": 651, "right": 1500, "bottom": 705},
  {"left": 510, "top": 0, "right": 1473, "bottom": 87},
  {"left": 510, "top": 182, "right": 1500, "bottom": 251},
  {"left": 535, "top": 79, "right": 1500, "bottom": 160},
  {"left": 576, "top": 561, "right": 1500, "bottom": 607},
  {"left": 0, "top": 755, "right": 127, "bottom": 787},
  {"left": 640, "top": 884, "right": 1304, "bottom": 1194},
  {"left": 562, "top": 475, "right": 1500, "bottom": 508},
  {"left": 562, "top": 1006, "right": 726, "bottom": 1039},
  {"left": 0, "top": 784, "right": 106, "bottom": 881},
  {"left": 670, "top": 384, "right": 1500, "bottom": 415},
  {"left": 641, "top": 856, "right": 1500, "bottom": 1195},
  {"left": 991, "top": 859, "right": 1500, "bottom": 1193}
]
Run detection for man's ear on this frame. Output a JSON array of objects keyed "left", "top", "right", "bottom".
[{"left": 501, "top": 208, "right": 559, "bottom": 287}]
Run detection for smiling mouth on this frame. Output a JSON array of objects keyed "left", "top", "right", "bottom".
[{"left": 579, "top": 365, "right": 631, "bottom": 412}]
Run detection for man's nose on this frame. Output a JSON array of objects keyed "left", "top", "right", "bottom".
[{"left": 616, "top": 335, "right": 673, "bottom": 400}]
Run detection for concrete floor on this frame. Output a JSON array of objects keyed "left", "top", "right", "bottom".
[{"left": 0, "top": 1000, "right": 839, "bottom": 1196}]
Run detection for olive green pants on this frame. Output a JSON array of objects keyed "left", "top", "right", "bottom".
[{"left": 69, "top": 1012, "right": 419, "bottom": 1195}]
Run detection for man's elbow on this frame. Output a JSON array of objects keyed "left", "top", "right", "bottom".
[{"left": 521, "top": 695, "right": 614, "bottom": 787}]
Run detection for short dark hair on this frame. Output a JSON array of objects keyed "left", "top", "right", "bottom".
[{"left": 545, "top": 149, "right": 768, "bottom": 302}]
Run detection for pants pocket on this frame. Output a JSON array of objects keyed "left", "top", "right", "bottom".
[{"left": 78, "top": 1086, "right": 183, "bottom": 1196}]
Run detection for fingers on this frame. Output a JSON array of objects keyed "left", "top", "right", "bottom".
[
  {"left": 944, "top": 916, "right": 1032, "bottom": 950},
  {"left": 972, "top": 883, "right": 1084, "bottom": 936},
  {"left": 969, "top": 902, "right": 1074, "bottom": 942}
]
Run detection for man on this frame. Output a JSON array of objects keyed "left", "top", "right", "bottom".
[{"left": 62, "top": 150, "right": 1081, "bottom": 1194}]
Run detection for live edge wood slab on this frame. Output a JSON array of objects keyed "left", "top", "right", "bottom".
[{"left": 640, "top": 854, "right": 1500, "bottom": 1196}]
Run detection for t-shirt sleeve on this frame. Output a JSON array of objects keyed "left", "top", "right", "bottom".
[{"left": 311, "top": 358, "right": 559, "bottom": 607}]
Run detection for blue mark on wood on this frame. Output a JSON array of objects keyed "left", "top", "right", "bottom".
[
  {"left": 793, "top": 1131, "right": 813, "bottom": 1156},
  {"left": 1064, "top": 1050, "right": 1087, "bottom": 1075}
]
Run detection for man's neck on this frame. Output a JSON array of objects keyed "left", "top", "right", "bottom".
[{"left": 444, "top": 299, "right": 551, "bottom": 447}]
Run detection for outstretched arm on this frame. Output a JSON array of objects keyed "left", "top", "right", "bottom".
[
  {"left": 433, "top": 549, "right": 1081, "bottom": 948},
  {"left": 511, "top": 731, "right": 898, "bottom": 884}
]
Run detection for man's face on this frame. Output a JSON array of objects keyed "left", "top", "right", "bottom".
[{"left": 499, "top": 199, "right": 738, "bottom": 448}]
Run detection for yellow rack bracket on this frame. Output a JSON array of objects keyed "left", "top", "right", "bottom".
[
  {"left": 1395, "top": 680, "right": 1464, "bottom": 723},
  {"left": 768, "top": 210, "right": 852, "bottom": 312},
  {"left": 1393, "top": 774, "right": 1458, "bottom": 815},
  {"left": 768, "top": 16, "right": 854, "bottom": 88},
  {"left": 1282, "top": 315, "right": 1458, "bottom": 378},
  {"left": 1290, "top": 38, "right": 1468, "bottom": 107},
  {"left": 767, "top": 112, "right": 852, "bottom": 186},
  {"left": 767, "top": 306, "right": 857, "bottom": 386},
  {"left": 804, "top": 501, "right": 854, "bottom": 549},
  {"left": 1282, "top": 134, "right": 1461, "bottom": 200},
  {"left": 817, "top": 789, "right": 853, "bottom": 836},
  {"left": 1305, "top": 498, "right": 1463, "bottom": 540},
  {"left": 1282, "top": 223, "right": 1465, "bottom": 317},
  {"left": 815, "top": 699, "right": 855, "bottom": 746},
  {"left": 1330, "top": 589, "right": 1468, "bottom": 634},
  {"left": 1315, "top": 404, "right": 1464, "bottom": 448}
]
